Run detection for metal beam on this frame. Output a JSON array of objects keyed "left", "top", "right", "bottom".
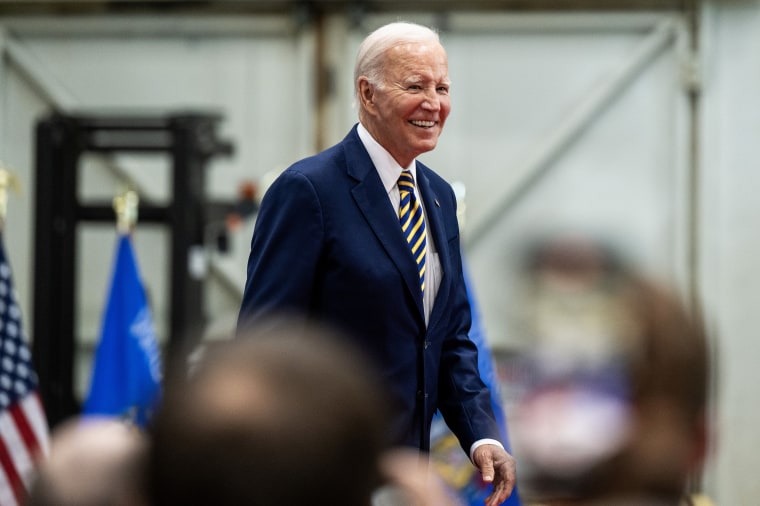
[
  {"left": 448, "top": 11, "right": 680, "bottom": 33},
  {"left": 0, "top": 1, "right": 689, "bottom": 17},
  {"left": 0, "top": 15, "right": 296, "bottom": 38},
  {"left": 464, "top": 17, "right": 679, "bottom": 250},
  {"left": 3, "top": 34, "right": 76, "bottom": 110}
]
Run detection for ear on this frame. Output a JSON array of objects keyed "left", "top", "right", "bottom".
[{"left": 357, "top": 77, "right": 377, "bottom": 114}]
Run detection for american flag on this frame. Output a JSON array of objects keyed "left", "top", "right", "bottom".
[{"left": 0, "top": 236, "right": 49, "bottom": 505}]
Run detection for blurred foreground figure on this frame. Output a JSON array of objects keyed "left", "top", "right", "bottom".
[
  {"left": 26, "top": 418, "right": 147, "bottom": 506},
  {"left": 377, "top": 448, "right": 461, "bottom": 506},
  {"left": 512, "top": 234, "right": 712, "bottom": 506},
  {"left": 147, "top": 319, "right": 392, "bottom": 506}
]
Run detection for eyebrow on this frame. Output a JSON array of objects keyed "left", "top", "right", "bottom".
[
  {"left": 403, "top": 76, "right": 424, "bottom": 85},
  {"left": 402, "top": 76, "right": 451, "bottom": 86}
]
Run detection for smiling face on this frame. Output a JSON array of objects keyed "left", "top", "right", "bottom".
[{"left": 358, "top": 41, "right": 451, "bottom": 168}]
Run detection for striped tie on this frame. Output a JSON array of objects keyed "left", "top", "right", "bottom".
[{"left": 398, "top": 170, "right": 427, "bottom": 294}]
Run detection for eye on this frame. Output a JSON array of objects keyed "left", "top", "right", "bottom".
[
  {"left": 408, "top": 84, "right": 423, "bottom": 91},
  {"left": 437, "top": 86, "right": 450, "bottom": 94}
]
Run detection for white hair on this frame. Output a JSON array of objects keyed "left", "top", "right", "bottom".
[{"left": 353, "top": 22, "right": 441, "bottom": 102}]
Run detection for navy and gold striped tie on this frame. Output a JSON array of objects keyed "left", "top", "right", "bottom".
[{"left": 398, "top": 170, "right": 427, "bottom": 293}]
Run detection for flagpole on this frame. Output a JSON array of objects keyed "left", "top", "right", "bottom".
[{"left": 0, "top": 164, "right": 20, "bottom": 231}]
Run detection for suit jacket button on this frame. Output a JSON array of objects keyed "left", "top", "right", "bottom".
[{"left": 424, "top": 340, "right": 431, "bottom": 349}]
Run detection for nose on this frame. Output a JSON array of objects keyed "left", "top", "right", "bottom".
[{"left": 421, "top": 88, "right": 440, "bottom": 111}]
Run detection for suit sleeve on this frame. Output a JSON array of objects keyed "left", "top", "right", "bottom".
[
  {"left": 237, "top": 169, "right": 324, "bottom": 330},
  {"left": 436, "top": 188, "right": 501, "bottom": 453}
]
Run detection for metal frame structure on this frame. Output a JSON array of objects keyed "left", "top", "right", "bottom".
[
  {"left": 32, "top": 111, "right": 232, "bottom": 427},
  {"left": 0, "top": 16, "right": 293, "bottom": 299}
]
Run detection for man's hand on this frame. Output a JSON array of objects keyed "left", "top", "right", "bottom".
[{"left": 472, "top": 444, "right": 516, "bottom": 506}]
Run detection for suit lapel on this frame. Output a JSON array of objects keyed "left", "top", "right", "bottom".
[
  {"left": 343, "top": 129, "right": 426, "bottom": 320},
  {"left": 416, "top": 164, "right": 452, "bottom": 331}
]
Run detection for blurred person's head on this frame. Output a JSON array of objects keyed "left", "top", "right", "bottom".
[
  {"left": 513, "top": 234, "right": 710, "bottom": 505},
  {"left": 147, "top": 317, "right": 391, "bottom": 506},
  {"left": 27, "top": 417, "right": 147, "bottom": 506}
]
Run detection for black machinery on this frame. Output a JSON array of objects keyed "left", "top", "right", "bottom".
[{"left": 32, "top": 112, "right": 234, "bottom": 427}]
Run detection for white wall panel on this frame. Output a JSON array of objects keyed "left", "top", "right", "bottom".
[{"left": 701, "top": 1, "right": 760, "bottom": 504}]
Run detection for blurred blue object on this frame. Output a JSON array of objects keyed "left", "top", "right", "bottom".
[{"left": 83, "top": 233, "right": 162, "bottom": 427}]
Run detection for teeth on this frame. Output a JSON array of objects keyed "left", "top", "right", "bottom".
[{"left": 411, "top": 120, "right": 435, "bottom": 128}]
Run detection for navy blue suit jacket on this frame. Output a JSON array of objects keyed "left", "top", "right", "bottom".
[{"left": 238, "top": 125, "right": 499, "bottom": 452}]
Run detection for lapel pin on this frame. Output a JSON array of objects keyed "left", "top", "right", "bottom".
[{"left": 434, "top": 199, "right": 440, "bottom": 207}]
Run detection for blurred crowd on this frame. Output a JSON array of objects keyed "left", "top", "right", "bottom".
[{"left": 21, "top": 233, "right": 714, "bottom": 506}]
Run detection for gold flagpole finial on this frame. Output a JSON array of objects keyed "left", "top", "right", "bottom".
[
  {"left": 113, "top": 189, "right": 139, "bottom": 233},
  {"left": 0, "top": 164, "right": 22, "bottom": 229}
]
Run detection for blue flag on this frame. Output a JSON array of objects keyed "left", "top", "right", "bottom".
[
  {"left": 83, "top": 233, "right": 162, "bottom": 427},
  {"left": 430, "top": 260, "right": 522, "bottom": 506}
]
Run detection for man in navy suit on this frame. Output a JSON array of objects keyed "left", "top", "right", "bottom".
[{"left": 238, "top": 21, "right": 516, "bottom": 505}]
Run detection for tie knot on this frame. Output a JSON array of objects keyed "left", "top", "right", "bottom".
[{"left": 398, "top": 171, "right": 415, "bottom": 191}]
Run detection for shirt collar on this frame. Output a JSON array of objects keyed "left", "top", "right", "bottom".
[{"left": 357, "top": 122, "right": 417, "bottom": 194}]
